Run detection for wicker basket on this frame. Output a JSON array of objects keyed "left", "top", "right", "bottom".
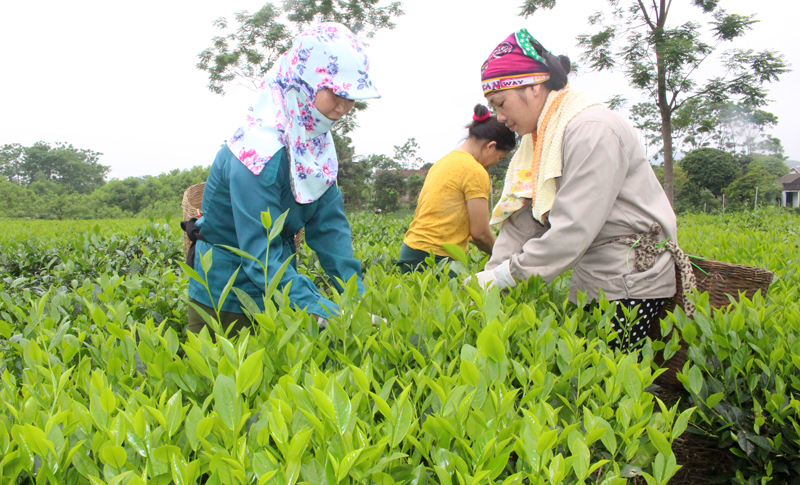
[
  {"left": 650, "top": 256, "right": 774, "bottom": 390},
  {"left": 179, "top": 181, "right": 304, "bottom": 257},
  {"left": 181, "top": 182, "right": 206, "bottom": 254}
]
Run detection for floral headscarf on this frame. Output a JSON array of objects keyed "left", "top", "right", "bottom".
[
  {"left": 481, "top": 29, "right": 550, "bottom": 96},
  {"left": 228, "top": 22, "right": 380, "bottom": 204}
]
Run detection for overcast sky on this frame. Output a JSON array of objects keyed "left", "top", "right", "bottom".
[{"left": 1, "top": 0, "right": 796, "bottom": 180}]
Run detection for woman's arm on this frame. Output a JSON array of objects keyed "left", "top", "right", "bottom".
[
  {"left": 507, "top": 121, "right": 627, "bottom": 280},
  {"left": 230, "top": 154, "right": 340, "bottom": 317},
  {"left": 303, "top": 184, "right": 365, "bottom": 295},
  {"left": 466, "top": 197, "right": 495, "bottom": 255},
  {"left": 479, "top": 120, "right": 629, "bottom": 288}
]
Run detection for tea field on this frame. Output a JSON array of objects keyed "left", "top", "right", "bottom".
[{"left": 0, "top": 209, "right": 798, "bottom": 484}]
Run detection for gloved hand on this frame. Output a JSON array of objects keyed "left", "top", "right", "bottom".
[
  {"left": 468, "top": 260, "right": 517, "bottom": 290},
  {"left": 370, "top": 313, "right": 387, "bottom": 326},
  {"left": 317, "top": 316, "right": 329, "bottom": 330},
  {"left": 470, "top": 270, "right": 496, "bottom": 289}
]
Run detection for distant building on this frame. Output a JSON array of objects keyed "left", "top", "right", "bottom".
[{"left": 778, "top": 171, "right": 800, "bottom": 207}]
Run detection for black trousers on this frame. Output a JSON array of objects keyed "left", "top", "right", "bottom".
[{"left": 607, "top": 298, "right": 668, "bottom": 351}]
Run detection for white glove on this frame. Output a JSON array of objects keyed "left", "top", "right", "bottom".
[
  {"left": 471, "top": 270, "right": 496, "bottom": 289},
  {"left": 317, "top": 316, "right": 329, "bottom": 329},
  {"left": 370, "top": 313, "right": 386, "bottom": 326},
  {"left": 471, "top": 260, "right": 517, "bottom": 290}
]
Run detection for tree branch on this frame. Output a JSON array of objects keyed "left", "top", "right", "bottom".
[
  {"left": 637, "top": 0, "right": 656, "bottom": 30},
  {"left": 669, "top": 89, "right": 680, "bottom": 110},
  {"left": 676, "top": 71, "right": 747, "bottom": 110},
  {"left": 668, "top": 39, "right": 722, "bottom": 107}
]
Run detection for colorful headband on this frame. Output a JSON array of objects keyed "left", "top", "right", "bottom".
[
  {"left": 473, "top": 111, "right": 491, "bottom": 122},
  {"left": 481, "top": 29, "right": 551, "bottom": 96}
]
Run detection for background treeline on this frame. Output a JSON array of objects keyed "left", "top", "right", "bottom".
[
  {"left": 1, "top": 138, "right": 796, "bottom": 220},
  {"left": 652, "top": 149, "right": 794, "bottom": 213},
  {"left": 0, "top": 136, "right": 431, "bottom": 220},
  {"left": 0, "top": 142, "right": 209, "bottom": 220}
]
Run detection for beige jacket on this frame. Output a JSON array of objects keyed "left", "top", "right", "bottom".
[{"left": 486, "top": 105, "right": 677, "bottom": 302}]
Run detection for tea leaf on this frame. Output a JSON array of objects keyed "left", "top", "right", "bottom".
[
  {"left": 236, "top": 349, "right": 265, "bottom": 394},
  {"left": 100, "top": 445, "right": 127, "bottom": 468},
  {"left": 214, "top": 374, "right": 238, "bottom": 430}
]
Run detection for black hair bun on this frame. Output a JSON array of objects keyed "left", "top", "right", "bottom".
[
  {"left": 558, "top": 55, "right": 571, "bottom": 75},
  {"left": 473, "top": 104, "right": 489, "bottom": 119}
]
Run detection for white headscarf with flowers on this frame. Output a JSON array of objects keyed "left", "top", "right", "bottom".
[{"left": 227, "top": 22, "right": 380, "bottom": 204}]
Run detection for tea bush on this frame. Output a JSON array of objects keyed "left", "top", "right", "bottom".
[
  {"left": 1, "top": 207, "right": 798, "bottom": 484},
  {"left": 657, "top": 208, "right": 800, "bottom": 484}
]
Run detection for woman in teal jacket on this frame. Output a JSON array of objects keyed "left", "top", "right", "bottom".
[{"left": 188, "top": 23, "right": 380, "bottom": 334}]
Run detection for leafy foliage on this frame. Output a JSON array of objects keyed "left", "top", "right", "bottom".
[
  {"left": 724, "top": 167, "right": 784, "bottom": 207},
  {"left": 1, "top": 142, "right": 109, "bottom": 193},
  {"left": 519, "top": 0, "right": 790, "bottom": 204},
  {"left": 2, "top": 208, "right": 799, "bottom": 484},
  {"left": 197, "top": 1, "right": 403, "bottom": 95},
  {"left": 680, "top": 148, "right": 739, "bottom": 197},
  {"left": 404, "top": 174, "right": 425, "bottom": 206},
  {"left": 0, "top": 212, "right": 715, "bottom": 484},
  {"left": 662, "top": 209, "right": 800, "bottom": 484},
  {"left": 393, "top": 138, "right": 425, "bottom": 170},
  {"left": 372, "top": 171, "right": 405, "bottom": 213}
]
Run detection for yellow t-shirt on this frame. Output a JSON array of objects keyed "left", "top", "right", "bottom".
[{"left": 403, "top": 150, "right": 490, "bottom": 256}]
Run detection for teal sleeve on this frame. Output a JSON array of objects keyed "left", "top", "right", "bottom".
[
  {"left": 304, "top": 184, "right": 365, "bottom": 295},
  {"left": 229, "top": 155, "right": 340, "bottom": 318}
]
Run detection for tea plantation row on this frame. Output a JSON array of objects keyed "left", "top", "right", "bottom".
[{"left": 0, "top": 209, "right": 798, "bottom": 484}]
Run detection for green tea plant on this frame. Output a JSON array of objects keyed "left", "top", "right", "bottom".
[
  {"left": 0, "top": 212, "right": 689, "bottom": 484},
  {"left": 655, "top": 208, "right": 800, "bottom": 484}
]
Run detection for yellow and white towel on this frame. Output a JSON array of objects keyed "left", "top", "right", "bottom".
[{"left": 491, "top": 88, "right": 600, "bottom": 225}]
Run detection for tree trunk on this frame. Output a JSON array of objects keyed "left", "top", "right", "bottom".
[
  {"left": 653, "top": 5, "right": 674, "bottom": 206},
  {"left": 660, "top": 112, "right": 674, "bottom": 205}
]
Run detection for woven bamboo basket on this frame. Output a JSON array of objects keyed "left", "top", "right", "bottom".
[
  {"left": 650, "top": 256, "right": 774, "bottom": 390},
  {"left": 181, "top": 182, "right": 206, "bottom": 254},
  {"left": 180, "top": 182, "right": 305, "bottom": 257}
]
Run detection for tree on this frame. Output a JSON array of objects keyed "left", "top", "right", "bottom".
[
  {"left": 362, "top": 153, "right": 399, "bottom": 171},
  {"left": 0, "top": 175, "right": 35, "bottom": 217},
  {"left": 0, "top": 144, "right": 24, "bottom": 184},
  {"left": 487, "top": 148, "right": 516, "bottom": 184},
  {"left": 652, "top": 162, "right": 714, "bottom": 212},
  {"left": 196, "top": 2, "right": 401, "bottom": 145},
  {"left": 1, "top": 142, "right": 109, "bottom": 194},
  {"left": 335, "top": 132, "right": 373, "bottom": 207},
  {"left": 393, "top": 138, "right": 424, "bottom": 169},
  {"left": 680, "top": 147, "right": 738, "bottom": 197},
  {"left": 520, "top": 0, "right": 789, "bottom": 204},
  {"left": 631, "top": 97, "right": 786, "bottom": 163},
  {"left": 724, "top": 167, "right": 783, "bottom": 206},
  {"left": 714, "top": 102, "right": 780, "bottom": 155},
  {"left": 405, "top": 173, "right": 425, "bottom": 204},
  {"left": 747, "top": 155, "right": 790, "bottom": 179},
  {"left": 373, "top": 170, "right": 405, "bottom": 212},
  {"left": 197, "top": 1, "right": 403, "bottom": 95},
  {"left": 652, "top": 162, "right": 688, "bottom": 196}
]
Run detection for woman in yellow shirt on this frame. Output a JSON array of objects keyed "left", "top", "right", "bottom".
[{"left": 398, "top": 104, "right": 516, "bottom": 273}]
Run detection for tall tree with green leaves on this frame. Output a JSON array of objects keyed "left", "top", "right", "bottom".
[
  {"left": 393, "top": 137, "right": 424, "bottom": 169},
  {"left": 519, "top": 0, "right": 789, "bottom": 205},
  {"left": 632, "top": 98, "right": 785, "bottom": 158},
  {"left": 1, "top": 142, "right": 109, "bottom": 194},
  {"left": 197, "top": 1, "right": 403, "bottom": 95}
]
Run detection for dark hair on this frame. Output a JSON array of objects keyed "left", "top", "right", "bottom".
[
  {"left": 529, "top": 41, "right": 571, "bottom": 91},
  {"left": 466, "top": 104, "right": 516, "bottom": 151}
]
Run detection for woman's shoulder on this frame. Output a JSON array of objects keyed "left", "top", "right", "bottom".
[
  {"left": 437, "top": 150, "right": 481, "bottom": 168},
  {"left": 228, "top": 146, "right": 287, "bottom": 188},
  {"left": 563, "top": 105, "right": 642, "bottom": 151},
  {"left": 565, "top": 105, "right": 631, "bottom": 136}
]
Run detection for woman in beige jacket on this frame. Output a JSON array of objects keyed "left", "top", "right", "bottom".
[{"left": 473, "top": 29, "right": 694, "bottom": 352}]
